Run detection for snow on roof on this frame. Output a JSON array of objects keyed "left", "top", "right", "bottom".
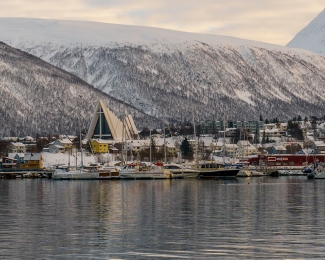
[
  {"left": 92, "top": 139, "right": 110, "bottom": 144},
  {"left": 225, "top": 144, "right": 238, "bottom": 148},
  {"left": 24, "top": 153, "right": 41, "bottom": 161},
  {"left": 8, "top": 153, "right": 24, "bottom": 158},
  {"left": 11, "top": 142, "right": 25, "bottom": 147},
  {"left": 52, "top": 145, "right": 65, "bottom": 149},
  {"left": 273, "top": 146, "right": 287, "bottom": 151},
  {"left": 237, "top": 140, "right": 251, "bottom": 146},
  {"left": 59, "top": 138, "right": 72, "bottom": 144},
  {"left": 314, "top": 141, "right": 325, "bottom": 146}
]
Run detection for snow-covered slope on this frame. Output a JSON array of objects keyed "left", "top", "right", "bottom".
[
  {"left": 1, "top": 17, "right": 325, "bottom": 124},
  {"left": 0, "top": 42, "right": 156, "bottom": 137},
  {"left": 287, "top": 9, "right": 325, "bottom": 55}
]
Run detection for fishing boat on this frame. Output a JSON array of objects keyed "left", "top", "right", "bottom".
[
  {"left": 119, "top": 162, "right": 172, "bottom": 179},
  {"left": 194, "top": 161, "right": 239, "bottom": 179},
  {"left": 163, "top": 163, "right": 199, "bottom": 178}
]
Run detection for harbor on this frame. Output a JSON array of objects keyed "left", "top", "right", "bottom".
[{"left": 1, "top": 176, "right": 325, "bottom": 259}]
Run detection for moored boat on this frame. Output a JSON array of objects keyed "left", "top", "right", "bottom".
[
  {"left": 237, "top": 169, "right": 252, "bottom": 177},
  {"left": 193, "top": 161, "right": 239, "bottom": 179},
  {"left": 52, "top": 164, "right": 119, "bottom": 180},
  {"left": 163, "top": 163, "right": 199, "bottom": 178},
  {"left": 119, "top": 163, "right": 172, "bottom": 179}
]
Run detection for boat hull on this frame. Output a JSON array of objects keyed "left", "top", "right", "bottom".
[
  {"left": 119, "top": 171, "right": 170, "bottom": 179},
  {"left": 52, "top": 172, "right": 98, "bottom": 180},
  {"left": 313, "top": 172, "right": 325, "bottom": 179},
  {"left": 198, "top": 169, "right": 239, "bottom": 179},
  {"left": 167, "top": 170, "right": 199, "bottom": 178},
  {"left": 52, "top": 168, "right": 119, "bottom": 180}
]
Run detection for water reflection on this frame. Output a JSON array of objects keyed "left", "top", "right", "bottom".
[{"left": 0, "top": 177, "right": 325, "bottom": 259}]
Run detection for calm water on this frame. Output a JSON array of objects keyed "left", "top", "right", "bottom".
[{"left": 1, "top": 177, "right": 325, "bottom": 259}]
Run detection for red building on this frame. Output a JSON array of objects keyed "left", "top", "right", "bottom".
[
  {"left": 1, "top": 157, "right": 18, "bottom": 169},
  {"left": 248, "top": 154, "right": 325, "bottom": 168}
]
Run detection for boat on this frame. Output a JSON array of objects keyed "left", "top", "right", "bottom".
[
  {"left": 268, "top": 170, "right": 280, "bottom": 177},
  {"left": 237, "top": 168, "right": 252, "bottom": 177},
  {"left": 308, "top": 164, "right": 325, "bottom": 179},
  {"left": 119, "top": 162, "right": 172, "bottom": 179},
  {"left": 250, "top": 170, "right": 265, "bottom": 177},
  {"left": 194, "top": 161, "right": 239, "bottom": 179},
  {"left": 236, "top": 161, "right": 252, "bottom": 177},
  {"left": 163, "top": 163, "right": 199, "bottom": 178},
  {"left": 52, "top": 164, "right": 119, "bottom": 180}
]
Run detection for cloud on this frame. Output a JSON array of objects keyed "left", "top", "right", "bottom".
[{"left": 0, "top": 0, "right": 324, "bottom": 45}]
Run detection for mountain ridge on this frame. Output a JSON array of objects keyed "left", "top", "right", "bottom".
[
  {"left": 0, "top": 41, "right": 157, "bottom": 137},
  {"left": 1, "top": 18, "right": 325, "bottom": 129}
]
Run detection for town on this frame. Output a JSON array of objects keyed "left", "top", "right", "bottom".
[{"left": 1, "top": 100, "right": 324, "bottom": 178}]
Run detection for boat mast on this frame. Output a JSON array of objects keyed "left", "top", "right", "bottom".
[
  {"left": 149, "top": 128, "right": 152, "bottom": 166},
  {"left": 124, "top": 101, "right": 127, "bottom": 164},
  {"left": 192, "top": 103, "right": 198, "bottom": 162},
  {"left": 80, "top": 127, "right": 83, "bottom": 167},
  {"left": 164, "top": 113, "right": 167, "bottom": 164},
  {"left": 122, "top": 99, "right": 125, "bottom": 165},
  {"left": 223, "top": 114, "right": 226, "bottom": 164}
]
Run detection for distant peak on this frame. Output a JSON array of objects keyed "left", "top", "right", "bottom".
[{"left": 286, "top": 9, "right": 325, "bottom": 55}]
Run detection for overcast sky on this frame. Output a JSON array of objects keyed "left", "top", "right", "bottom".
[{"left": 0, "top": 0, "right": 324, "bottom": 46}]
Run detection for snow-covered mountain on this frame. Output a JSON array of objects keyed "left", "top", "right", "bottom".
[
  {"left": 287, "top": 9, "right": 325, "bottom": 55},
  {"left": 0, "top": 42, "right": 157, "bottom": 137},
  {"left": 1, "top": 18, "right": 325, "bottom": 125}
]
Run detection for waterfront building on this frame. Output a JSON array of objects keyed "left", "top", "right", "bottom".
[
  {"left": 20, "top": 153, "right": 42, "bottom": 169},
  {"left": 1, "top": 156, "right": 18, "bottom": 169}
]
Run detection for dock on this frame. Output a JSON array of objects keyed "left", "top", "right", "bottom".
[{"left": 0, "top": 171, "right": 53, "bottom": 179}]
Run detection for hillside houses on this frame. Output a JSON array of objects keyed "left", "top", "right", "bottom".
[{"left": 3, "top": 117, "right": 325, "bottom": 166}]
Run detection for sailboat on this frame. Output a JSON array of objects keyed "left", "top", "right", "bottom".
[
  {"left": 52, "top": 134, "right": 119, "bottom": 180},
  {"left": 119, "top": 128, "right": 172, "bottom": 179}
]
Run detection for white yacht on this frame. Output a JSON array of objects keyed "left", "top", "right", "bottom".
[
  {"left": 119, "top": 163, "right": 172, "bottom": 179},
  {"left": 163, "top": 163, "right": 199, "bottom": 178},
  {"left": 52, "top": 165, "right": 119, "bottom": 180}
]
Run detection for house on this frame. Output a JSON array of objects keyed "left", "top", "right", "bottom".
[
  {"left": 48, "top": 144, "right": 65, "bottom": 154},
  {"left": 126, "top": 140, "right": 148, "bottom": 153},
  {"left": 90, "top": 139, "right": 110, "bottom": 153},
  {"left": 1, "top": 157, "right": 18, "bottom": 169},
  {"left": 237, "top": 140, "right": 258, "bottom": 156},
  {"left": 267, "top": 145, "right": 287, "bottom": 154},
  {"left": 224, "top": 144, "right": 238, "bottom": 157},
  {"left": 53, "top": 138, "right": 73, "bottom": 150},
  {"left": 313, "top": 141, "right": 325, "bottom": 153},
  {"left": 8, "top": 153, "right": 24, "bottom": 166},
  {"left": 20, "top": 153, "right": 42, "bottom": 169},
  {"left": 8, "top": 142, "right": 26, "bottom": 153}
]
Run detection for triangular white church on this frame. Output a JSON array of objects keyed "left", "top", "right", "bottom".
[{"left": 86, "top": 100, "right": 139, "bottom": 141}]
